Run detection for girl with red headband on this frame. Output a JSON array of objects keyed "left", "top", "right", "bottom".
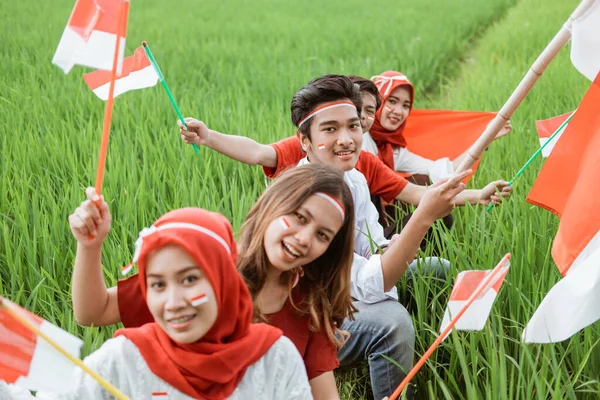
[
  {"left": 54, "top": 206, "right": 312, "bottom": 399},
  {"left": 367, "top": 71, "right": 511, "bottom": 182},
  {"left": 69, "top": 164, "right": 357, "bottom": 399}
]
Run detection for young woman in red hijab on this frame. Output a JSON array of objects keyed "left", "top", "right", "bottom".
[
  {"left": 365, "top": 71, "right": 512, "bottom": 183},
  {"left": 56, "top": 207, "right": 312, "bottom": 399}
]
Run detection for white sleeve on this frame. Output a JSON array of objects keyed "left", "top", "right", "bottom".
[
  {"left": 271, "top": 337, "right": 313, "bottom": 400},
  {"left": 352, "top": 173, "right": 389, "bottom": 258},
  {"left": 393, "top": 147, "right": 453, "bottom": 183},
  {"left": 350, "top": 253, "right": 398, "bottom": 304}
]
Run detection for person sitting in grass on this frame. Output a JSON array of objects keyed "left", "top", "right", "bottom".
[
  {"left": 71, "top": 164, "right": 387, "bottom": 399},
  {"left": 6, "top": 206, "right": 311, "bottom": 399},
  {"left": 367, "top": 70, "right": 512, "bottom": 182},
  {"left": 179, "top": 75, "right": 512, "bottom": 242},
  {"left": 180, "top": 74, "right": 511, "bottom": 399}
]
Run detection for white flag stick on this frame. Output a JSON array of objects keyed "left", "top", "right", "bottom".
[{"left": 455, "top": 0, "right": 596, "bottom": 174}]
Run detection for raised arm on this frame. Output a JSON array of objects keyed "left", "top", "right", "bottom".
[
  {"left": 179, "top": 117, "right": 277, "bottom": 167},
  {"left": 69, "top": 187, "right": 120, "bottom": 327},
  {"left": 396, "top": 178, "right": 511, "bottom": 207},
  {"left": 381, "top": 170, "right": 470, "bottom": 291}
]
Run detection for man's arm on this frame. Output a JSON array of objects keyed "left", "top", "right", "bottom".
[
  {"left": 396, "top": 179, "right": 511, "bottom": 207},
  {"left": 180, "top": 118, "right": 277, "bottom": 167}
]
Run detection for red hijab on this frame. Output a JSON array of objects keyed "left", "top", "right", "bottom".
[
  {"left": 369, "top": 71, "right": 415, "bottom": 169},
  {"left": 115, "top": 208, "right": 282, "bottom": 400}
]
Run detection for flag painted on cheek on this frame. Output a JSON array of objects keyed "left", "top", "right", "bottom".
[
  {"left": 190, "top": 294, "right": 208, "bottom": 307},
  {"left": 279, "top": 217, "right": 290, "bottom": 230},
  {"left": 317, "top": 143, "right": 326, "bottom": 150}
]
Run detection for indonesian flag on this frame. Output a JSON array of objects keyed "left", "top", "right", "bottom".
[
  {"left": 440, "top": 258, "right": 509, "bottom": 339},
  {"left": 0, "top": 298, "right": 83, "bottom": 392},
  {"left": 523, "top": 73, "right": 600, "bottom": 343},
  {"left": 571, "top": 0, "right": 600, "bottom": 81},
  {"left": 535, "top": 112, "right": 572, "bottom": 157},
  {"left": 52, "top": 0, "right": 130, "bottom": 74},
  {"left": 83, "top": 46, "right": 159, "bottom": 100},
  {"left": 401, "top": 109, "right": 496, "bottom": 183}
]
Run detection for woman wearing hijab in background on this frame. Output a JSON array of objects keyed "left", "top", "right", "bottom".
[{"left": 366, "top": 71, "right": 512, "bottom": 184}]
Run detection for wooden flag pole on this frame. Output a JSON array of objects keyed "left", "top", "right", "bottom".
[
  {"left": 454, "top": 0, "right": 596, "bottom": 174},
  {"left": 0, "top": 298, "right": 130, "bottom": 399},
  {"left": 388, "top": 254, "right": 512, "bottom": 400},
  {"left": 94, "top": 0, "right": 127, "bottom": 195}
]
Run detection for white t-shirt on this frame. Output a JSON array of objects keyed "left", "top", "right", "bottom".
[
  {"left": 362, "top": 132, "right": 453, "bottom": 183},
  {"left": 1, "top": 336, "right": 312, "bottom": 400},
  {"left": 298, "top": 157, "right": 398, "bottom": 304}
]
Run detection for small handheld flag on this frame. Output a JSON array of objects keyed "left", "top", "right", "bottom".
[{"left": 84, "top": 46, "right": 159, "bottom": 100}]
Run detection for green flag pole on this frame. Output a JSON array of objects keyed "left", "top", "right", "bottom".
[
  {"left": 487, "top": 111, "right": 575, "bottom": 211},
  {"left": 142, "top": 41, "right": 200, "bottom": 154}
]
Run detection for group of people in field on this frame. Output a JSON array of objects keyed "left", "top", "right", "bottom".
[{"left": 1, "top": 72, "right": 512, "bottom": 400}]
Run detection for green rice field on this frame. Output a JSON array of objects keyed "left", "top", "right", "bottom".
[{"left": 1, "top": 0, "right": 599, "bottom": 398}]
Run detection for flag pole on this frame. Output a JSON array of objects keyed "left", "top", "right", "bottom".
[
  {"left": 487, "top": 111, "right": 575, "bottom": 210},
  {"left": 94, "top": 0, "right": 127, "bottom": 195},
  {"left": 388, "top": 254, "right": 511, "bottom": 400},
  {"left": 141, "top": 41, "right": 200, "bottom": 154},
  {"left": 0, "top": 298, "right": 130, "bottom": 399},
  {"left": 454, "top": 0, "right": 596, "bottom": 175}
]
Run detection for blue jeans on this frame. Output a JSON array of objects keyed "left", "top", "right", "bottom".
[
  {"left": 338, "top": 300, "right": 414, "bottom": 400},
  {"left": 338, "top": 257, "right": 450, "bottom": 399}
]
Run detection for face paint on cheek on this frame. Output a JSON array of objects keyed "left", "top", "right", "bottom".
[
  {"left": 279, "top": 217, "right": 290, "bottom": 230},
  {"left": 317, "top": 143, "right": 326, "bottom": 150},
  {"left": 120, "top": 263, "right": 134, "bottom": 276},
  {"left": 385, "top": 106, "right": 393, "bottom": 112},
  {"left": 367, "top": 116, "right": 374, "bottom": 121},
  {"left": 190, "top": 293, "right": 209, "bottom": 307}
]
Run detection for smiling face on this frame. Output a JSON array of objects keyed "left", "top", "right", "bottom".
[
  {"left": 379, "top": 86, "right": 412, "bottom": 131},
  {"left": 145, "top": 244, "right": 218, "bottom": 344},
  {"left": 263, "top": 194, "right": 344, "bottom": 273},
  {"left": 361, "top": 92, "right": 377, "bottom": 133},
  {"left": 298, "top": 101, "right": 362, "bottom": 172}
]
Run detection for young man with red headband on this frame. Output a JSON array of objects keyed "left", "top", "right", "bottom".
[{"left": 180, "top": 74, "right": 511, "bottom": 399}]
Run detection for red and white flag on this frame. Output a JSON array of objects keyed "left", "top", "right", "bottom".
[
  {"left": 52, "top": 0, "right": 130, "bottom": 74},
  {"left": 440, "top": 259, "right": 509, "bottom": 339},
  {"left": 535, "top": 112, "right": 572, "bottom": 157},
  {"left": 571, "top": 1, "right": 600, "bottom": 81},
  {"left": 0, "top": 298, "right": 83, "bottom": 393},
  {"left": 523, "top": 73, "right": 600, "bottom": 343},
  {"left": 84, "top": 46, "right": 159, "bottom": 100}
]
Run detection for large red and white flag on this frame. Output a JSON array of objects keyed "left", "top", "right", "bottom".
[
  {"left": 402, "top": 109, "right": 496, "bottom": 183},
  {"left": 0, "top": 298, "right": 83, "bottom": 392},
  {"left": 52, "top": 0, "right": 130, "bottom": 74},
  {"left": 571, "top": 0, "right": 600, "bottom": 81},
  {"left": 83, "top": 46, "right": 159, "bottom": 100},
  {"left": 535, "top": 112, "right": 572, "bottom": 157},
  {"left": 440, "top": 258, "right": 510, "bottom": 339},
  {"left": 523, "top": 73, "right": 600, "bottom": 343}
]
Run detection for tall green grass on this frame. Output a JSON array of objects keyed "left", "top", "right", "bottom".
[{"left": 2, "top": 0, "right": 599, "bottom": 398}]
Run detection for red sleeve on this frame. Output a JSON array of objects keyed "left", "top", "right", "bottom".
[
  {"left": 117, "top": 274, "right": 154, "bottom": 328},
  {"left": 356, "top": 151, "right": 408, "bottom": 203},
  {"left": 262, "top": 136, "right": 304, "bottom": 178},
  {"left": 303, "top": 329, "right": 339, "bottom": 380}
]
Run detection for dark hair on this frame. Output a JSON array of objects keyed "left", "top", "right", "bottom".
[
  {"left": 348, "top": 75, "right": 382, "bottom": 110},
  {"left": 237, "top": 163, "right": 356, "bottom": 347},
  {"left": 291, "top": 74, "right": 363, "bottom": 139}
]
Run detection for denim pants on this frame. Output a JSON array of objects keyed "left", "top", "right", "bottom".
[{"left": 338, "top": 257, "right": 450, "bottom": 400}]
